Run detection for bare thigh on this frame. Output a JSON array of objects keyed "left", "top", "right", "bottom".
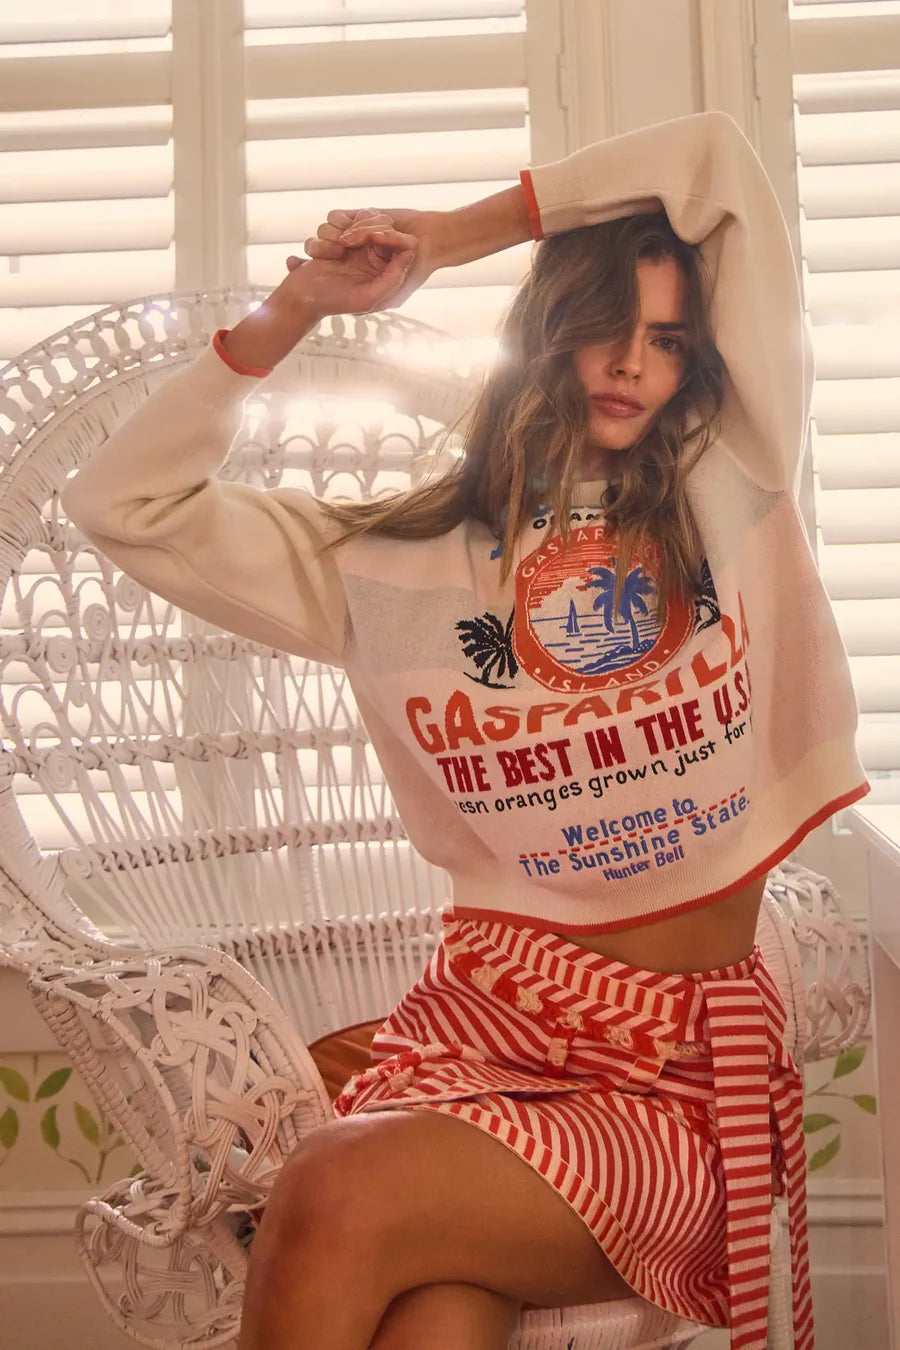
[
  {"left": 370, "top": 1283, "right": 521, "bottom": 1350},
  {"left": 263, "top": 1107, "right": 635, "bottom": 1310}
]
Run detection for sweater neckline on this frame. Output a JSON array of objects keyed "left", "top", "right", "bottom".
[{"left": 568, "top": 477, "right": 610, "bottom": 505}]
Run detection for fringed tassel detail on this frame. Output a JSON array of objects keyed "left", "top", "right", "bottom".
[{"left": 444, "top": 941, "right": 709, "bottom": 1064}]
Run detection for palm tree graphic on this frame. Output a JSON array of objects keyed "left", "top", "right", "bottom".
[
  {"left": 456, "top": 609, "right": 519, "bottom": 688},
  {"left": 578, "top": 558, "right": 656, "bottom": 653},
  {"left": 693, "top": 555, "right": 721, "bottom": 633}
]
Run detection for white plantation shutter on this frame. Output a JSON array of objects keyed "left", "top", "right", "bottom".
[
  {"left": 0, "top": 0, "right": 550, "bottom": 875},
  {"left": 0, "top": 0, "right": 545, "bottom": 364},
  {"left": 789, "top": 0, "right": 900, "bottom": 803},
  {"left": 0, "top": 3, "right": 175, "bottom": 361},
  {"left": 241, "top": 0, "right": 534, "bottom": 361}
]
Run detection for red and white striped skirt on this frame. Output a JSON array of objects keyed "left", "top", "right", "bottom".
[{"left": 333, "top": 912, "right": 812, "bottom": 1350}]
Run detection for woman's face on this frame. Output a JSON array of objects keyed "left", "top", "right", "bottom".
[{"left": 572, "top": 255, "right": 689, "bottom": 477}]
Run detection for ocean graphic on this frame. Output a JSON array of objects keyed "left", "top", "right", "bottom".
[
  {"left": 487, "top": 506, "right": 716, "bottom": 690},
  {"left": 529, "top": 560, "right": 659, "bottom": 676}
]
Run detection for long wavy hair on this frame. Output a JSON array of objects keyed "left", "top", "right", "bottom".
[{"left": 315, "top": 211, "right": 726, "bottom": 624}]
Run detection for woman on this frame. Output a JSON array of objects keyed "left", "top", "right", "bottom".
[{"left": 62, "top": 111, "right": 869, "bottom": 1350}]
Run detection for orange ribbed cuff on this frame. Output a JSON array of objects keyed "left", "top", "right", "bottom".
[
  {"left": 212, "top": 328, "right": 273, "bottom": 378},
  {"left": 519, "top": 168, "right": 545, "bottom": 242}
]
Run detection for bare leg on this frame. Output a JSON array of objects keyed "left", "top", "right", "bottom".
[
  {"left": 237, "top": 1111, "right": 632, "bottom": 1350},
  {"left": 369, "top": 1283, "right": 521, "bottom": 1350},
  {"left": 237, "top": 1212, "right": 390, "bottom": 1350}
]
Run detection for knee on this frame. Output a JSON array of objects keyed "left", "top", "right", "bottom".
[{"left": 258, "top": 1120, "right": 389, "bottom": 1254}]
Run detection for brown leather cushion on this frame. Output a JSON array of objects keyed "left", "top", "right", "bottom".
[{"left": 308, "top": 1019, "right": 384, "bottom": 1102}]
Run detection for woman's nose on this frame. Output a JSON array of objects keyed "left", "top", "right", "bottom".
[{"left": 610, "top": 333, "right": 642, "bottom": 375}]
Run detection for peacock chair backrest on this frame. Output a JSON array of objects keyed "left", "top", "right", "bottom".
[{"left": 0, "top": 289, "right": 480, "bottom": 1042}]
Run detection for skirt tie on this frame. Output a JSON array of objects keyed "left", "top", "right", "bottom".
[{"left": 701, "top": 974, "right": 813, "bottom": 1350}]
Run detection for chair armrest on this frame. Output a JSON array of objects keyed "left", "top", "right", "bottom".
[
  {"left": 761, "top": 860, "right": 872, "bottom": 1065},
  {"left": 27, "top": 944, "right": 333, "bottom": 1243}
]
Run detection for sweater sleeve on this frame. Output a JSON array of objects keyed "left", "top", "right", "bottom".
[
  {"left": 60, "top": 335, "right": 351, "bottom": 667},
  {"left": 519, "top": 110, "right": 814, "bottom": 495}
]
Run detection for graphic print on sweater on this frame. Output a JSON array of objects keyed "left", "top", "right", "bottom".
[
  {"left": 456, "top": 508, "right": 721, "bottom": 693},
  {"left": 406, "top": 506, "right": 755, "bottom": 894},
  {"left": 515, "top": 519, "right": 704, "bottom": 693}
]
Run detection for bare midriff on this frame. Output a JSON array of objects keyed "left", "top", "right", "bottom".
[{"left": 546, "top": 873, "right": 768, "bottom": 976}]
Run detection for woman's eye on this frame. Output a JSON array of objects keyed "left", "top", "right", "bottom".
[{"left": 656, "top": 335, "right": 686, "bottom": 354}]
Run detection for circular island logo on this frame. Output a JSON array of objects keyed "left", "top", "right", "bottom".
[{"left": 513, "top": 521, "right": 695, "bottom": 692}]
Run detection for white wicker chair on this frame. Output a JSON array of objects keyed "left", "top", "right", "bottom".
[{"left": 0, "top": 290, "right": 872, "bottom": 1349}]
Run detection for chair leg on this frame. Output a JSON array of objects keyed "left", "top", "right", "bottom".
[{"left": 766, "top": 1201, "right": 793, "bottom": 1350}]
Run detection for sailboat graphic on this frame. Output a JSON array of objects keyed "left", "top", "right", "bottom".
[{"left": 565, "top": 599, "right": 582, "bottom": 637}]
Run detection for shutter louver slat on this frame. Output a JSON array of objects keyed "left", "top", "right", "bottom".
[
  {"left": 831, "top": 599, "right": 900, "bottom": 654},
  {"left": 244, "top": 33, "right": 526, "bottom": 100},
  {"left": 803, "top": 221, "right": 900, "bottom": 274},
  {"left": 1, "top": 254, "right": 175, "bottom": 308},
  {"left": 1, "top": 51, "right": 170, "bottom": 114},
  {"left": 814, "top": 434, "right": 900, "bottom": 487},
  {"left": 246, "top": 89, "right": 526, "bottom": 140},
  {"left": 795, "top": 108, "right": 900, "bottom": 162},
  {"left": 2, "top": 153, "right": 171, "bottom": 204},
  {"left": 246, "top": 135, "right": 524, "bottom": 193},
  {"left": 795, "top": 69, "right": 900, "bottom": 113},
  {"left": 0, "top": 106, "right": 171, "bottom": 155},
  {"left": 812, "top": 377, "right": 900, "bottom": 432},
  {"left": 849, "top": 657, "right": 900, "bottom": 712},
  {"left": 815, "top": 489, "right": 900, "bottom": 543},
  {"left": 811, "top": 324, "right": 900, "bottom": 377},
  {"left": 856, "top": 724, "right": 900, "bottom": 771},
  {"left": 247, "top": 1, "right": 523, "bottom": 25},
  {"left": 818, "top": 543, "right": 900, "bottom": 599},
  {"left": 803, "top": 268, "right": 900, "bottom": 322},
  {"left": 0, "top": 200, "right": 171, "bottom": 256},
  {"left": 797, "top": 162, "right": 900, "bottom": 216},
  {"left": 791, "top": 14, "right": 900, "bottom": 74},
  {"left": 0, "top": 16, "right": 169, "bottom": 44}
]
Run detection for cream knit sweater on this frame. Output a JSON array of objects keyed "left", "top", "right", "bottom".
[{"left": 62, "top": 111, "right": 870, "bottom": 934}]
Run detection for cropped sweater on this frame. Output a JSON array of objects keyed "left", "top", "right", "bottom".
[{"left": 61, "top": 111, "right": 871, "bottom": 935}]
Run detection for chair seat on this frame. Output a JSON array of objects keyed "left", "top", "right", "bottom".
[{"left": 308, "top": 1019, "right": 383, "bottom": 1101}]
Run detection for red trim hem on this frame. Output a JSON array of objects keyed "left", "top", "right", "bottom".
[
  {"left": 212, "top": 328, "right": 273, "bottom": 378},
  {"left": 446, "top": 780, "right": 873, "bottom": 938},
  {"left": 519, "top": 168, "right": 545, "bottom": 242}
]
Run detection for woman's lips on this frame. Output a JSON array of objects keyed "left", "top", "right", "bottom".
[{"left": 591, "top": 396, "right": 644, "bottom": 419}]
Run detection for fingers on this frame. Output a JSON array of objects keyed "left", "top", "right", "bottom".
[
  {"left": 322, "top": 209, "right": 391, "bottom": 239},
  {"left": 384, "top": 246, "right": 416, "bottom": 285},
  {"left": 340, "top": 226, "right": 416, "bottom": 253},
  {"left": 359, "top": 246, "right": 416, "bottom": 311},
  {"left": 299, "top": 208, "right": 394, "bottom": 263},
  {"left": 304, "top": 236, "right": 344, "bottom": 260},
  {"left": 289, "top": 208, "right": 411, "bottom": 276},
  {"left": 327, "top": 206, "right": 386, "bottom": 230},
  {"left": 299, "top": 225, "right": 414, "bottom": 269}
]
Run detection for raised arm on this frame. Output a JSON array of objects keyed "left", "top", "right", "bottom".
[
  {"left": 332, "top": 111, "right": 812, "bottom": 495},
  {"left": 61, "top": 233, "right": 420, "bottom": 666}
]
